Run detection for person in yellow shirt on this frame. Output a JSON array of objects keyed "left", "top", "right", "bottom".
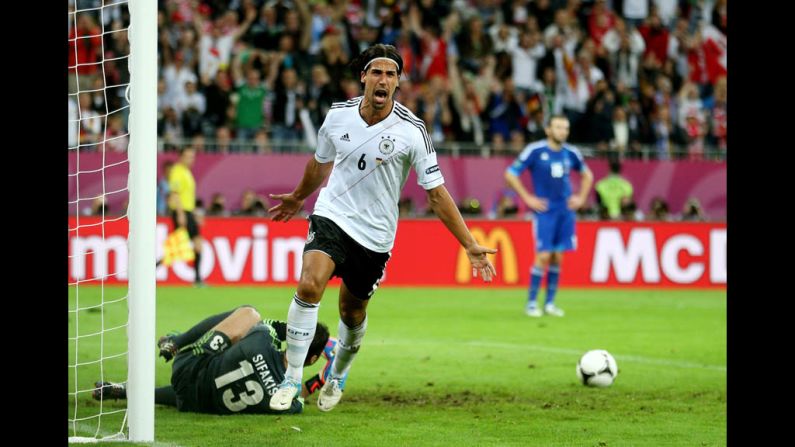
[
  {"left": 595, "top": 159, "right": 633, "bottom": 220},
  {"left": 168, "top": 147, "right": 205, "bottom": 286}
]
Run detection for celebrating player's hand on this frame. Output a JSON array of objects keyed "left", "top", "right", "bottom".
[
  {"left": 567, "top": 195, "right": 586, "bottom": 210},
  {"left": 525, "top": 195, "right": 549, "bottom": 212},
  {"left": 467, "top": 244, "right": 498, "bottom": 282},
  {"left": 268, "top": 193, "right": 305, "bottom": 222}
]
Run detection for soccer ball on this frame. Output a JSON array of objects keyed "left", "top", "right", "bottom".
[{"left": 576, "top": 350, "right": 618, "bottom": 387}]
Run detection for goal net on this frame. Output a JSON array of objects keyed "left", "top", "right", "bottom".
[{"left": 68, "top": 0, "right": 156, "bottom": 442}]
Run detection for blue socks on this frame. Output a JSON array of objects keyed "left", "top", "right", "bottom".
[
  {"left": 545, "top": 265, "right": 560, "bottom": 306},
  {"left": 527, "top": 267, "right": 544, "bottom": 308}
]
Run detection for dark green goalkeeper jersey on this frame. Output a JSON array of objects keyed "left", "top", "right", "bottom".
[{"left": 196, "top": 321, "right": 302, "bottom": 414}]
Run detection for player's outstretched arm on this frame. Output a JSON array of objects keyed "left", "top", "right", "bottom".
[
  {"left": 269, "top": 158, "right": 333, "bottom": 222},
  {"left": 426, "top": 185, "right": 497, "bottom": 282}
]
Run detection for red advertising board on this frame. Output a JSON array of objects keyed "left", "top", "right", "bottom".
[{"left": 68, "top": 218, "right": 726, "bottom": 288}]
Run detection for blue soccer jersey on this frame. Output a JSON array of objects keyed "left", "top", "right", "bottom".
[
  {"left": 506, "top": 140, "right": 587, "bottom": 209},
  {"left": 506, "top": 140, "right": 588, "bottom": 252}
]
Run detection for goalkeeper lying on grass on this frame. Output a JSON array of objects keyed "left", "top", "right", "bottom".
[{"left": 94, "top": 305, "right": 347, "bottom": 414}]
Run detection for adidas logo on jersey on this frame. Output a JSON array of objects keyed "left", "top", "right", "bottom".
[{"left": 340, "top": 133, "right": 350, "bottom": 142}]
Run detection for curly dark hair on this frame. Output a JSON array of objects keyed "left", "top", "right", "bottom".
[{"left": 350, "top": 43, "right": 404, "bottom": 77}]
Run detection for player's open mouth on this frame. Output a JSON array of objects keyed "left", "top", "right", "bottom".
[{"left": 374, "top": 90, "right": 388, "bottom": 102}]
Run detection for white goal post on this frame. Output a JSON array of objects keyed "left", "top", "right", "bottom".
[{"left": 68, "top": 0, "right": 156, "bottom": 442}]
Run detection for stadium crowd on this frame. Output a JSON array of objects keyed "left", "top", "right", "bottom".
[{"left": 69, "top": 0, "right": 727, "bottom": 160}]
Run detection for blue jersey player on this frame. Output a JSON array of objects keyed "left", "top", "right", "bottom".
[{"left": 504, "top": 115, "right": 593, "bottom": 317}]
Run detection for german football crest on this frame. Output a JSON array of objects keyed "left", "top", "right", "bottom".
[{"left": 379, "top": 135, "right": 396, "bottom": 155}]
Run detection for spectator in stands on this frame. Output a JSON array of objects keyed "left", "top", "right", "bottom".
[
  {"left": 489, "top": 188, "right": 525, "bottom": 220},
  {"left": 510, "top": 129, "right": 527, "bottom": 154},
  {"left": 90, "top": 77, "right": 107, "bottom": 115},
  {"left": 306, "top": 64, "right": 336, "bottom": 129},
  {"left": 236, "top": 189, "right": 269, "bottom": 217},
  {"left": 318, "top": 29, "right": 351, "bottom": 99},
  {"left": 686, "top": 22, "right": 727, "bottom": 93},
  {"left": 78, "top": 93, "right": 103, "bottom": 149},
  {"left": 158, "top": 78, "right": 174, "bottom": 118},
  {"left": 610, "top": 106, "right": 630, "bottom": 157},
  {"left": 417, "top": 76, "right": 454, "bottom": 144},
  {"left": 543, "top": 8, "right": 577, "bottom": 50},
  {"left": 604, "top": 18, "right": 645, "bottom": 91},
  {"left": 626, "top": 94, "right": 653, "bottom": 156},
  {"left": 201, "top": 69, "right": 233, "bottom": 135},
  {"left": 69, "top": 13, "right": 102, "bottom": 93},
  {"left": 490, "top": 22, "right": 519, "bottom": 54},
  {"left": 584, "top": 80, "right": 615, "bottom": 154},
  {"left": 283, "top": 1, "right": 313, "bottom": 60},
  {"left": 207, "top": 192, "right": 229, "bottom": 217},
  {"left": 712, "top": 0, "right": 727, "bottom": 35},
  {"left": 196, "top": 7, "right": 256, "bottom": 83},
  {"left": 651, "top": 105, "right": 673, "bottom": 160},
  {"left": 175, "top": 79, "right": 207, "bottom": 138},
  {"left": 511, "top": 30, "right": 547, "bottom": 95},
  {"left": 191, "top": 134, "right": 207, "bottom": 152},
  {"left": 654, "top": 0, "right": 679, "bottom": 29},
  {"left": 162, "top": 51, "right": 198, "bottom": 109},
  {"left": 140, "top": 0, "right": 726, "bottom": 160},
  {"left": 707, "top": 75, "right": 727, "bottom": 157},
  {"left": 247, "top": 1, "right": 282, "bottom": 51},
  {"left": 271, "top": 67, "right": 305, "bottom": 143},
  {"left": 485, "top": 78, "right": 526, "bottom": 151},
  {"left": 529, "top": 0, "right": 555, "bottom": 31},
  {"left": 254, "top": 129, "right": 272, "bottom": 154},
  {"left": 684, "top": 112, "right": 706, "bottom": 160},
  {"left": 638, "top": 8, "right": 675, "bottom": 69},
  {"left": 212, "top": 126, "right": 233, "bottom": 153},
  {"left": 104, "top": 114, "right": 129, "bottom": 153},
  {"left": 621, "top": 199, "right": 644, "bottom": 221},
  {"left": 587, "top": 0, "right": 616, "bottom": 50},
  {"left": 555, "top": 43, "right": 605, "bottom": 142},
  {"left": 233, "top": 68, "right": 268, "bottom": 147},
  {"left": 622, "top": 0, "right": 649, "bottom": 28},
  {"left": 649, "top": 197, "right": 671, "bottom": 221},
  {"left": 680, "top": 197, "right": 707, "bottom": 221},
  {"left": 158, "top": 107, "right": 183, "bottom": 151}
]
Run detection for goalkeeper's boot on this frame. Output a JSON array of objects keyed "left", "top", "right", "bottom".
[
  {"left": 317, "top": 376, "right": 344, "bottom": 412},
  {"left": 93, "top": 381, "right": 127, "bottom": 401},
  {"left": 269, "top": 377, "right": 302, "bottom": 411},
  {"left": 157, "top": 331, "right": 181, "bottom": 362}
]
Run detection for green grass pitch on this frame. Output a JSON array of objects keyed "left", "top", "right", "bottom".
[{"left": 69, "top": 286, "right": 726, "bottom": 446}]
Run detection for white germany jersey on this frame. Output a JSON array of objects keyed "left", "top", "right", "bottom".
[{"left": 312, "top": 96, "right": 444, "bottom": 252}]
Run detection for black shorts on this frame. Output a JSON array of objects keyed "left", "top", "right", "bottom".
[
  {"left": 304, "top": 215, "right": 391, "bottom": 300},
  {"left": 171, "top": 210, "right": 200, "bottom": 239},
  {"left": 171, "top": 330, "right": 231, "bottom": 413}
]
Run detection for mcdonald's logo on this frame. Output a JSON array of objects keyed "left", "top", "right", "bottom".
[{"left": 456, "top": 227, "right": 518, "bottom": 284}]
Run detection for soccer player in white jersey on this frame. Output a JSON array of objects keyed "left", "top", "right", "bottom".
[{"left": 267, "top": 44, "right": 498, "bottom": 412}]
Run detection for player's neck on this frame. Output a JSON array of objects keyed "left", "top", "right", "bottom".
[
  {"left": 546, "top": 138, "right": 563, "bottom": 151},
  {"left": 359, "top": 98, "right": 394, "bottom": 126}
]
